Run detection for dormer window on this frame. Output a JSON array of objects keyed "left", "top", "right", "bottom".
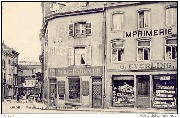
[{"left": 78, "top": 2, "right": 89, "bottom": 7}]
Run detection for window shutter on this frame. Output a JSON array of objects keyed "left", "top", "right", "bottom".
[
  {"left": 86, "top": 22, "right": 92, "bottom": 35},
  {"left": 68, "top": 23, "right": 74, "bottom": 37},
  {"left": 68, "top": 47, "right": 74, "bottom": 66},
  {"left": 85, "top": 46, "right": 91, "bottom": 65}
]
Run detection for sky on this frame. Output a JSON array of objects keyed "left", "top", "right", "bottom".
[{"left": 2, "top": 2, "right": 42, "bottom": 62}]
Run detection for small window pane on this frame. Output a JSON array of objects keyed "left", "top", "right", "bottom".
[
  {"left": 139, "top": 11, "right": 144, "bottom": 28},
  {"left": 118, "top": 49, "right": 124, "bottom": 61},
  {"left": 166, "top": 39, "right": 177, "bottom": 44},
  {"left": 138, "top": 41, "right": 150, "bottom": 46},
  {"left": 166, "top": 46, "right": 171, "bottom": 59},
  {"left": 172, "top": 46, "right": 177, "bottom": 59},
  {"left": 112, "top": 42, "right": 124, "bottom": 48},
  {"left": 138, "top": 48, "right": 143, "bottom": 60},
  {"left": 144, "top": 48, "right": 150, "bottom": 60},
  {"left": 112, "top": 49, "right": 118, "bottom": 61}
]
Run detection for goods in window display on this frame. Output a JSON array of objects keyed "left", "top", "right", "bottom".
[
  {"left": 152, "top": 81, "right": 177, "bottom": 109},
  {"left": 112, "top": 81, "right": 135, "bottom": 107}
]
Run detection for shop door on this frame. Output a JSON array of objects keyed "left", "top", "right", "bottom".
[
  {"left": 137, "top": 75, "right": 150, "bottom": 108},
  {"left": 92, "top": 78, "right": 102, "bottom": 108},
  {"left": 49, "top": 79, "right": 57, "bottom": 106}
]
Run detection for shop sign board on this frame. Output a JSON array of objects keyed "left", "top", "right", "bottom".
[
  {"left": 160, "top": 76, "right": 170, "bottom": 80},
  {"left": 49, "top": 66, "right": 103, "bottom": 77},
  {"left": 107, "top": 61, "right": 177, "bottom": 71}
]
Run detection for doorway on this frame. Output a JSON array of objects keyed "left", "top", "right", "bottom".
[
  {"left": 137, "top": 75, "right": 150, "bottom": 108},
  {"left": 92, "top": 77, "right": 102, "bottom": 108}
]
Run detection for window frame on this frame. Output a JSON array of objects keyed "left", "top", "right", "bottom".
[
  {"left": 137, "top": 8, "right": 151, "bottom": 29},
  {"left": 74, "top": 47, "right": 86, "bottom": 66},
  {"left": 137, "top": 38, "right": 151, "bottom": 61},
  {"left": 68, "top": 21, "right": 92, "bottom": 37},
  {"left": 111, "top": 11, "right": 125, "bottom": 31},
  {"left": 165, "top": 5, "right": 177, "bottom": 26},
  {"left": 165, "top": 36, "right": 177, "bottom": 60},
  {"left": 111, "top": 39, "right": 125, "bottom": 62}
]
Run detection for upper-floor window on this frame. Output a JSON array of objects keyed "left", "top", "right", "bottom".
[
  {"left": 166, "top": 5, "right": 177, "bottom": 26},
  {"left": 112, "top": 12, "right": 124, "bottom": 31},
  {"left": 137, "top": 39, "right": 151, "bottom": 61},
  {"left": 69, "top": 22, "right": 92, "bottom": 37},
  {"left": 138, "top": 9, "right": 151, "bottom": 28},
  {"left": 68, "top": 46, "right": 91, "bottom": 66},
  {"left": 79, "top": 2, "right": 89, "bottom": 7},
  {"left": 111, "top": 40, "right": 124, "bottom": 62},
  {"left": 165, "top": 36, "right": 177, "bottom": 60}
]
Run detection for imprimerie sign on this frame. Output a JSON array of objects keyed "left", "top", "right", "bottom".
[
  {"left": 125, "top": 28, "right": 172, "bottom": 38},
  {"left": 49, "top": 66, "right": 103, "bottom": 77}
]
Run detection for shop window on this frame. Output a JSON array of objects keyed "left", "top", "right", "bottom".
[
  {"left": 68, "top": 78, "right": 80, "bottom": 103},
  {"left": 152, "top": 75, "right": 177, "bottom": 109},
  {"left": 112, "top": 12, "right": 124, "bottom": 31},
  {"left": 111, "top": 40, "right": 124, "bottom": 62},
  {"left": 137, "top": 40, "right": 150, "bottom": 61},
  {"left": 138, "top": 9, "right": 151, "bottom": 28},
  {"left": 69, "top": 22, "right": 92, "bottom": 37},
  {"left": 68, "top": 46, "right": 91, "bottom": 66},
  {"left": 112, "top": 76, "right": 135, "bottom": 107},
  {"left": 165, "top": 37, "right": 177, "bottom": 60},
  {"left": 166, "top": 5, "right": 177, "bottom": 26}
]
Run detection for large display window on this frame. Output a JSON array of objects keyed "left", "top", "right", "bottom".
[
  {"left": 68, "top": 78, "right": 80, "bottom": 103},
  {"left": 152, "top": 75, "right": 177, "bottom": 109},
  {"left": 112, "top": 76, "right": 135, "bottom": 107}
]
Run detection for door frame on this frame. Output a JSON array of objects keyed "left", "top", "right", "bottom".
[{"left": 91, "top": 76, "right": 102, "bottom": 108}]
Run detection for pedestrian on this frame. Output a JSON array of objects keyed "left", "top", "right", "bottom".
[{"left": 17, "top": 92, "right": 19, "bottom": 102}]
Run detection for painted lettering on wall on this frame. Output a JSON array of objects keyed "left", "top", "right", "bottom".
[
  {"left": 49, "top": 66, "right": 103, "bottom": 77},
  {"left": 125, "top": 28, "right": 172, "bottom": 38},
  {"left": 107, "top": 61, "right": 176, "bottom": 71}
]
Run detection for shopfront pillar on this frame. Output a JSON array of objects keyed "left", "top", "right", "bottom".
[
  {"left": 134, "top": 75, "right": 137, "bottom": 108},
  {"left": 150, "top": 75, "right": 153, "bottom": 108}
]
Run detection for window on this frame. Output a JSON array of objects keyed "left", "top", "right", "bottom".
[
  {"left": 79, "top": 2, "right": 89, "bottom": 7},
  {"left": 68, "top": 78, "right": 80, "bottom": 103},
  {"left": 75, "top": 47, "right": 86, "bottom": 65},
  {"left": 68, "top": 46, "right": 91, "bottom": 66},
  {"left": 111, "top": 40, "right": 124, "bottom": 62},
  {"left": 137, "top": 40, "right": 150, "bottom": 61},
  {"left": 68, "top": 22, "right": 92, "bottom": 37},
  {"left": 138, "top": 9, "right": 150, "bottom": 28},
  {"left": 165, "top": 36, "right": 177, "bottom": 60},
  {"left": 112, "top": 12, "right": 124, "bottom": 30},
  {"left": 166, "top": 5, "right": 177, "bottom": 26}
]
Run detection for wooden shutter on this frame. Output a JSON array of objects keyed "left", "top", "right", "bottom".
[
  {"left": 86, "top": 22, "right": 92, "bottom": 35},
  {"left": 85, "top": 46, "right": 91, "bottom": 65},
  {"left": 69, "top": 23, "right": 74, "bottom": 36},
  {"left": 68, "top": 47, "right": 74, "bottom": 66}
]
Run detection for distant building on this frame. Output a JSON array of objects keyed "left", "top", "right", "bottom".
[
  {"left": 2, "top": 42, "right": 19, "bottom": 100},
  {"left": 18, "top": 61, "right": 41, "bottom": 98}
]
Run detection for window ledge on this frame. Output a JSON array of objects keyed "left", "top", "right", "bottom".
[
  {"left": 111, "top": 29, "right": 124, "bottom": 33},
  {"left": 65, "top": 102, "right": 81, "bottom": 106}
]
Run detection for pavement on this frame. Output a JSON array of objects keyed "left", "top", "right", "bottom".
[{"left": 2, "top": 99, "right": 177, "bottom": 114}]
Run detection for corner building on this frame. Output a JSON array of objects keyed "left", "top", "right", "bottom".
[
  {"left": 104, "top": 2, "right": 177, "bottom": 109},
  {"left": 43, "top": 2, "right": 105, "bottom": 108}
]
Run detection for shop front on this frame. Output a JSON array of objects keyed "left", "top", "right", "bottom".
[
  {"left": 106, "top": 60, "right": 177, "bottom": 109},
  {"left": 48, "top": 66, "right": 104, "bottom": 108}
]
